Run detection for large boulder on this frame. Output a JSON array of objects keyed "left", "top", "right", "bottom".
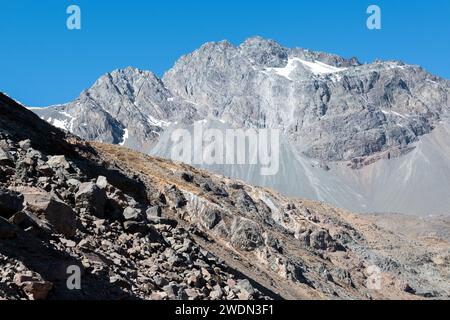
[
  {"left": 18, "top": 139, "right": 32, "bottom": 150},
  {"left": 9, "top": 210, "right": 54, "bottom": 237},
  {"left": 230, "top": 218, "right": 264, "bottom": 251},
  {"left": 164, "top": 185, "right": 187, "bottom": 208},
  {"left": 46, "top": 155, "right": 71, "bottom": 170},
  {"left": 309, "top": 229, "right": 344, "bottom": 252},
  {"left": 200, "top": 209, "right": 222, "bottom": 230},
  {"left": 96, "top": 176, "right": 109, "bottom": 189},
  {"left": 123, "top": 206, "right": 142, "bottom": 221},
  {"left": 145, "top": 206, "right": 178, "bottom": 228},
  {"left": 15, "top": 186, "right": 76, "bottom": 237},
  {"left": 14, "top": 273, "right": 53, "bottom": 300},
  {"left": 146, "top": 206, "right": 162, "bottom": 218},
  {"left": 75, "top": 182, "right": 107, "bottom": 218},
  {"left": 236, "top": 279, "right": 256, "bottom": 296},
  {"left": 0, "top": 189, "right": 24, "bottom": 218}
]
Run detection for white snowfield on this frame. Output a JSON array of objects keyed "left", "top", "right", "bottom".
[
  {"left": 267, "top": 57, "right": 347, "bottom": 80},
  {"left": 147, "top": 115, "right": 170, "bottom": 128},
  {"left": 51, "top": 118, "right": 70, "bottom": 131},
  {"left": 35, "top": 110, "right": 76, "bottom": 132},
  {"left": 119, "top": 128, "right": 129, "bottom": 146}
]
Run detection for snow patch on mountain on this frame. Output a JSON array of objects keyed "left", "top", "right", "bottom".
[
  {"left": 267, "top": 58, "right": 299, "bottom": 80},
  {"left": 51, "top": 118, "right": 69, "bottom": 130},
  {"left": 120, "top": 129, "right": 129, "bottom": 146},
  {"left": 298, "top": 59, "right": 347, "bottom": 75},
  {"left": 147, "top": 115, "right": 170, "bottom": 128},
  {"left": 267, "top": 57, "right": 347, "bottom": 80}
]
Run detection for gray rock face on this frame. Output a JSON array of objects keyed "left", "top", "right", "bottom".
[
  {"left": 151, "top": 119, "right": 450, "bottom": 216},
  {"left": 240, "top": 36, "right": 289, "bottom": 68},
  {"left": 32, "top": 67, "right": 199, "bottom": 151},
  {"left": 30, "top": 36, "right": 450, "bottom": 215},
  {"left": 32, "top": 37, "right": 449, "bottom": 162},
  {"left": 16, "top": 186, "right": 76, "bottom": 237},
  {"left": 163, "top": 37, "right": 449, "bottom": 162},
  {"left": 75, "top": 182, "right": 107, "bottom": 219},
  {"left": 230, "top": 218, "right": 264, "bottom": 251}
]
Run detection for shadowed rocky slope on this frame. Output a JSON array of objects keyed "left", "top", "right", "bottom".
[
  {"left": 2, "top": 93, "right": 449, "bottom": 300},
  {"left": 1, "top": 93, "right": 272, "bottom": 300}
]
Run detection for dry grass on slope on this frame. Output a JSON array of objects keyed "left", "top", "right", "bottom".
[{"left": 90, "top": 142, "right": 450, "bottom": 300}]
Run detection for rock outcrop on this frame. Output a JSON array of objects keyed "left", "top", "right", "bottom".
[{"left": 0, "top": 93, "right": 271, "bottom": 300}]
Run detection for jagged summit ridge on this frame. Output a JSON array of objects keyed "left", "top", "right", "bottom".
[
  {"left": 34, "top": 36, "right": 450, "bottom": 161},
  {"left": 32, "top": 66, "right": 199, "bottom": 149},
  {"left": 162, "top": 36, "right": 449, "bottom": 161},
  {"left": 30, "top": 36, "right": 450, "bottom": 215}
]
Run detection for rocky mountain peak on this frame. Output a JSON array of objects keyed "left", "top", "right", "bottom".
[
  {"left": 29, "top": 37, "right": 450, "bottom": 216},
  {"left": 179, "top": 39, "right": 237, "bottom": 64},
  {"left": 239, "top": 36, "right": 289, "bottom": 67},
  {"left": 86, "top": 67, "right": 166, "bottom": 100}
]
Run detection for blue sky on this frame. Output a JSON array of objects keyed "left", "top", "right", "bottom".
[{"left": 0, "top": 0, "right": 449, "bottom": 106}]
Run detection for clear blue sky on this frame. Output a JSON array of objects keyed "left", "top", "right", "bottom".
[{"left": 0, "top": 0, "right": 449, "bottom": 106}]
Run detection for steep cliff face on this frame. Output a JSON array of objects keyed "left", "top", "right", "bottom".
[
  {"left": 163, "top": 36, "right": 449, "bottom": 161},
  {"left": 32, "top": 67, "right": 199, "bottom": 149}
]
